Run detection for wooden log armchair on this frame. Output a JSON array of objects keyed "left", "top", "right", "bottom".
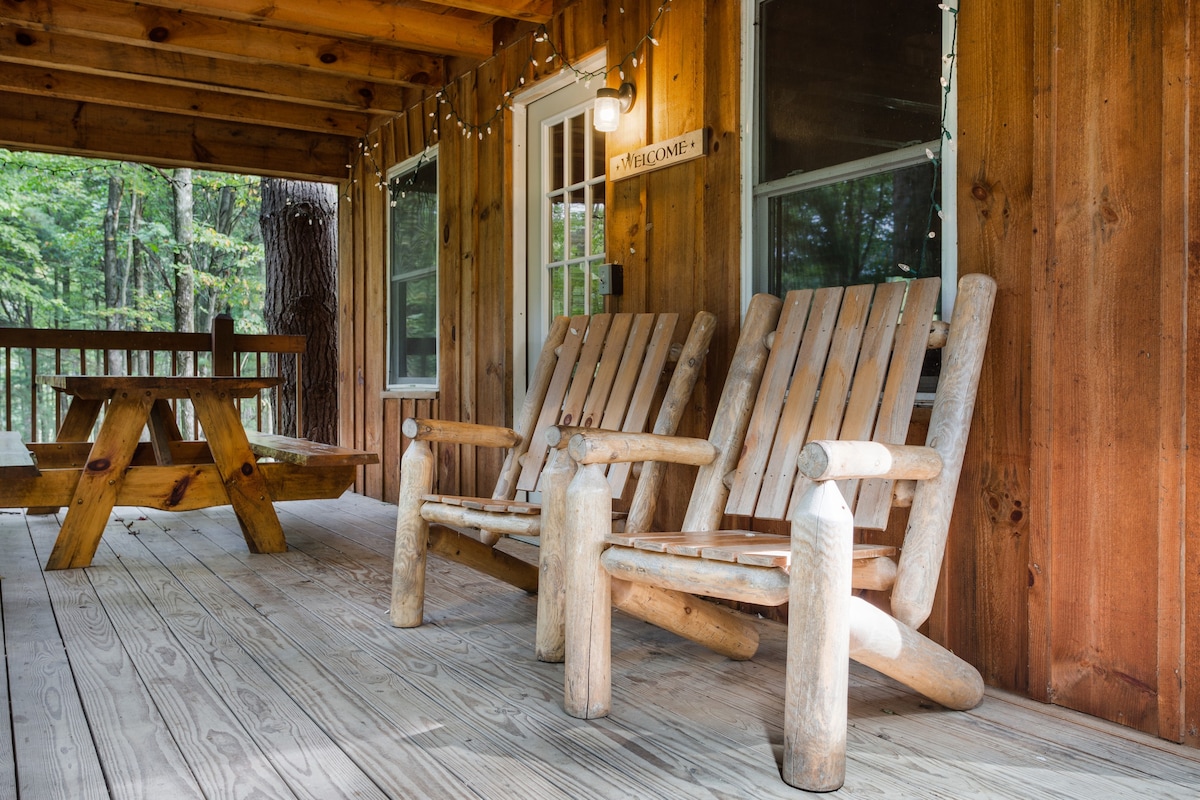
[
  {"left": 561, "top": 275, "right": 996, "bottom": 792},
  {"left": 390, "top": 310, "right": 715, "bottom": 662}
]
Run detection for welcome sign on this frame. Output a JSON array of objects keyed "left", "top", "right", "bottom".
[{"left": 610, "top": 129, "right": 707, "bottom": 181}]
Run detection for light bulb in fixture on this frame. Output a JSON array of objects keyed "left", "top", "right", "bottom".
[{"left": 593, "top": 83, "right": 636, "bottom": 132}]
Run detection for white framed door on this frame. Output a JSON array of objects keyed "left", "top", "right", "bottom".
[{"left": 512, "top": 53, "right": 607, "bottom": 405}]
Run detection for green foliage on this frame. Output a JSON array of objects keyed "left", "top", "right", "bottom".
[{"left": 0, "top": 149, "right": 266, "bottom": 333}]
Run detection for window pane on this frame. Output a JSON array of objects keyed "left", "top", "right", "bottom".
[
  {"left": 592, "top": 125, "right": 606, "bottom": 180},
  {"left": 551, "top": 122, "right": 565, "bottom": 191},
  {"left": 388, "top": 155, "right": 438, "bottom": 386},
  {"left": 570, "top": 113, "right": 586, "bottom": 186},
  {"left": 766, "top": 161, "right": 940, "bottom": 294},
  {"left": 568, "top": 189, "right": 586, "bottom": 260},
  {"left": 569, "top": 263, "right": 586, "bottom": 315},
  {"left": 589, "top": 261, "right": 604, "bottom": 313},
  {"left": 550, "top": 265, "right": 565, "bottom": 318},
  {"left": 591, "top": 197, "right": 605, "bottom": 255},
  {"left": 550, "top": 196, "right": 566, "bottom": 262},
  {"left": 759, "top": 0, "right": 940, "bottom": 181}
]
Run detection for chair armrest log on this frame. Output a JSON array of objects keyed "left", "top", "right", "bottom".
[
  {"left": 402, "top": 418, "right": 522, "bottom": 448},
  {"left": 566, "top": 430, "right": 718, "bottom": 467},
  {"left": 797, "top": 440, "right": 942, "bottom": 482}
]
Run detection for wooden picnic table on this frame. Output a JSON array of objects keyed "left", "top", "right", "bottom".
[{"left": 29, "top": 374, "right": 287, "bottom": 570}]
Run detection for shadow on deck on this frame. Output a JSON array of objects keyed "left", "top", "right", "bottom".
[{"left": 1, "top": 494, "right": 1197, "bottom": 798}]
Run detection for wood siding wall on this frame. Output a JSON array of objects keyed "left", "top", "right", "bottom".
[{"left": 338, "top": 0, "right": 1200, "bottom": 746}]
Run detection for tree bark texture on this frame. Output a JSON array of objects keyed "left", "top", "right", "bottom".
[{"left": 259, "top": 178, "right": 338, "bottom": 443}]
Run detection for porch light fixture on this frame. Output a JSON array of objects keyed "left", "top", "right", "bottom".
[{"left": 594, "top": 82, "right": 636, "bottom": 132}]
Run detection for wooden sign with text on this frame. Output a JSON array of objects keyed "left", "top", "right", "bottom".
[{"left": 609, "top": 129, "right": 707, "bottom": 181}]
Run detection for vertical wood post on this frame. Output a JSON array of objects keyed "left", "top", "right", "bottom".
[
  {"left": 563, "top": 463, "right": 613, "bottom": 719},
  {"left": 536, "top": 446, "right": 576, "bottom": 662},
  {"left": 211, "top": 313, "right": 235, "bottom": 376},
  {"left": 391, "top": 439, "right": 434, "bottom": 627},
  {"left": 784, "top": 480, "right": 854, "bottom": 792}
]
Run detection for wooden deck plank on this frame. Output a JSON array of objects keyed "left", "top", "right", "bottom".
[
  {"left": 22, "top": 515, "right": 208, "bottom": 800},
  {"left": 0, "top": 512, "right": 109, "bottom": 799},
  {"left": 0, "top": 515, "right": 18, "bottom": 798}
]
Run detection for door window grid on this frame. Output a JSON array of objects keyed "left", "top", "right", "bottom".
[{"left": 542, "top": 109, "right": 606, "bottom": 320}]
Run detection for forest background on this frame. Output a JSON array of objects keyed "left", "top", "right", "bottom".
[{"left": 0, "top": 149, "right": 340, "bottom": 443}]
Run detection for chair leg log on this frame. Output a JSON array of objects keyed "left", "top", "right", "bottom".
[
  {"left": 536, "top": 448, "right": 576, "bottom": 662},
  {"left": 564, "top": 463, "right": 613, "bottom": 719},
  {"left": 847, "top": 596, "right": 984, "bottom": 711},
  {"left": 391, "top": 439, "right": 434, "bottom": 628},
  {"left": 784, "top": 480, "right": 854, "bottom": 793}
]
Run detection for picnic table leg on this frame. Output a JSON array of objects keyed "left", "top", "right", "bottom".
[
  {"left": 45, "top": 394, "right": 152, "bottom": 569},
  {"left": 28, "top": 396, "right": 104, "bottom": 516},
  {"left": 189, "top": 387, "right": 287, "bottom": 554}
]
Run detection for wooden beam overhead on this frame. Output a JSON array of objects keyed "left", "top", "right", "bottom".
[
  {"left": 0, "top": 91, "right": 354, "bottom": 181},
  {"left": 121, "top": 0, "right": 498, "bottom": 57},
  {"left": 0, "top": 28, "right": 421, "bottom": 114},
  {"left": 0, "top": 63, "right": 374, "bottom": 136},
  {"left": 0, "top": 0, "right": 449, "bottom": 85}
]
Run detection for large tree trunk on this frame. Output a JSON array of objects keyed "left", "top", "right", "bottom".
[
  {"left": 103, "top": 175, "right": 124, "bottom": 374},
  {"left": 259, "top": 178, "right": 338, "bottom": 443}
]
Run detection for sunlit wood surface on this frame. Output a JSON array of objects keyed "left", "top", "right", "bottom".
[{"left": 1, "top": 493, "right": 1196, "bottom": 798}]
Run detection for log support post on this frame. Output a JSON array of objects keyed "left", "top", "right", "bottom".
[
  {"left": 536, "top": 446, "right": 575, "bottom": 662},
  {"left": 784, "top": 480, "right": 853, "bottom": 792},
  {"left": 391, "top": 438, "right": 433, "bottom": 627},
  {"left": 564, "top": 462, "right": 613, "bottom": 719}
]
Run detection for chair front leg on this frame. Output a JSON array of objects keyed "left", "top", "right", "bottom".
[
  {"left": 536, "top": 446, "right": 576, "bottom": 663},
  {"left": 784, "top": 480, "right": 854, "bottom": 792},
  {"left": 391, "top": 438, "right": 434, "bottom": 628},
  {"left": 563, "top": 462, "right": 613, "bottom": 719}
]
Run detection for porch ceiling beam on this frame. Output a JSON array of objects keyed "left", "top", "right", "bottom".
[
  {"left": 0, "top": 92, "right": 354, "bottom": 181},
  {"left": 0, "top": 63, "right": 374, "bottom": 137},
  {"left": 0, "top": 0, "right": 450, "bottom": 84},
  {"left": 124, "top": 0, "right": 494, "bottom": 57},
  {"left": 0, "top": 28, "right": 421, "bottom": 114}
]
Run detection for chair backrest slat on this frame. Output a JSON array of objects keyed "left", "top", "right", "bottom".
[{"left": 559, "top": 314, "right": 614, "bottom": 428}]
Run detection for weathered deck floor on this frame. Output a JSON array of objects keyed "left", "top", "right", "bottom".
[{"left": 1, "top": 493, "right": 1197, "bottom": 799}]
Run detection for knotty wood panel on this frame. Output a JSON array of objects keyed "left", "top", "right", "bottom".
[{"left": 951, "top": 0, "right": 1034, "bottom": 695}]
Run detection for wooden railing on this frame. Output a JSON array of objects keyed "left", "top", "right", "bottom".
[{"left": 0, "top": 315, "right": 306, "bottom": 442}]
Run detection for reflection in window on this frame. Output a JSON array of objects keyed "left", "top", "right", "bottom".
[{"left": 388, "top": 153, "right": 438, "bottom": 388}]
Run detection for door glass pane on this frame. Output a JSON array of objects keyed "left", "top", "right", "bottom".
[
  {"left": 550, "top": 196, "right": 565, "bottom": 262},
  {"left": 591, "top": 198, "right": 605, "bottom": 254},
  {"left": 570, "top": 114, "right": 586, "bottom": 186},
  {"left": 568, "top": 189, "right": 586, "bottom": 260},
  {"left": 569, "top": 263, "right": 586, "bottom": 315},
  {"left": 550, "top": 266, "right": 565, "bottom": 316},
  {"left": 592, "top": 124, "right": 606, "bottom": 180},
  {"left": 551, "top": 122, "right": 565, "bottom": 190}
]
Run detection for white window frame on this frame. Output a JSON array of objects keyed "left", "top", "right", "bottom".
[
  {"left": 385, "top": 146, "right": 439, "bottom": 394},
  {"left": 740, "top": 0, "right": 959, "bottom": 318}
]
